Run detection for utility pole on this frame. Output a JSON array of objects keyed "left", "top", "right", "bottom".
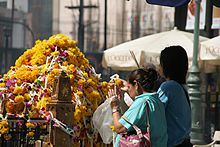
[
  {"left": 65, "top": 2, "right": 98, "bottom": 52},
  {"left": 174, "top": 4, "right": 188, "bottom": 31},
  {"left": 11, "top": 0, "right": 14, "bottom": 47},
  {"left": 187, "top": 0, "right": 205, "bottom": 145},
  {"left": 121, "top": 1, "right": 126, "bottom": 42},
  {"left": 78, "top": 0, "right": 84, "bottom": 52},
  {"left": 4, "top": 0, "right": 15, "bottom": 73},
  {"left": 104, "top": 0, "right": 107, "bottom": 50},
  {"left": 205, "top": 0, "right": 213, "bottom": 38},
  {"left": 131, "top": 1, "right": 141, "bottom": 39},
  {"left": 204, "top": 1, "right": 213, "bottom": 143},
  {"left": 3, "top": 27, "right": 10, "bottom": 74}
]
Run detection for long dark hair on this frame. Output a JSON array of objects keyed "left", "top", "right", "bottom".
[
  {"left": 160, "top": 45, "right": 188, "bottom": 84},
  {"left": 127, "top": 68, "right": 158, "bottom": 92}
]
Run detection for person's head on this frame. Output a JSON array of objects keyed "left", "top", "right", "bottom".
[
  {"left": 126, "top": 68, "right": 158, "bottom": 99},
  {"left": 159, "top": 45, "right": 188, "bottom": 84},
  {"left": 143, "top": 62, "right": 165, "bottom": 91},
  {"left": 143, "top": 63, "right": 157, "bottom": 70}
]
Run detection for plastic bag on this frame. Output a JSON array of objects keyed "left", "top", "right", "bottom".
[
  {"left": 124, "top": 92, "right": 133, "bottom": 107},
  {"left": 92, "top": 99, "right": 113, "bottom": 144}
]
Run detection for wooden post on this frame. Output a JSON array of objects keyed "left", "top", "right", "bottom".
[{"left": 46, "top": 72, "right": 74, "bottom": 147}]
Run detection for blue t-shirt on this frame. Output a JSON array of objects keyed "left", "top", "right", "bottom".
[
  {"left": 157, "top": 80, "right": 191, "bottom": 147},
  {"left": 114, "top": 92, "right": 167, "bottom": 147}
]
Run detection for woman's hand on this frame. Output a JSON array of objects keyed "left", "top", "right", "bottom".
[
  {"left": 107, "top": 85, "right": 127, "bottom": 133},
  {"left": 107, "top": 86, "right": 120, "bottom": 109}
]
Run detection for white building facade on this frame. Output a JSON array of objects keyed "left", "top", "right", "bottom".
[{"left": 53, "top": 0, "right": 175, "bottom": 52}]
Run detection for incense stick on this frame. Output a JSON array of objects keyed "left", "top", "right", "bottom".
[{"left": 129, "top": 50, "right": 140, "bottom": 68}]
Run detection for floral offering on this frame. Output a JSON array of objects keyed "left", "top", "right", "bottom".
[{"left": 0, "top": 34, "right": 110, "bottom": 141}]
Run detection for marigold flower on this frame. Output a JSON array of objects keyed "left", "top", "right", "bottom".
[
  {"left": 0, "top": 83, "right": 5, "bottom": 88},
  {"left": 13, "top": 86, "right": 23, "bottom": 95},
  {"left": 77, "top": 79, "right": 86, "bottom": 86},
  {"left": 40, "top": 125, "right": 47, "bottom": 129},
  {"left": 24, "top": 93, "right": 31, "bottom": 101},
  {"left": 53, "top": 63, "right": 59, "bottom": 69},
  {"left": 115, "top": 79, "right": 124, "bottom": 87},
  {"left": 27, "top": 131, "right": 35, "bottom": 137},
  {"left": 26, "top": 122, "right": 36, "bottom": 128},
  {"left": 62, "top": 61, "right": 68, "bottom": 66},
  {"left": 76, "top": 91, "right": 83, "bottom": 97},
  {"left": 0, "top": 127, "right": 9, "bottom": 135},
  {"left": 101, "top": 81, "right": 108, "bottom": 87},
  {"left": 109, "top": 125, "right": 115, "bottom": 131},
  {"left": 0, "top": 120, "right": 8, "bottom": 127},
  {"left": 14, "top": 95, "right": 24, "bottom": 103},
  {"left": 87, "top": 79, "right": 96, "bottom": 87},
  {"left": 5, "top": 101, "right": 14, "bottom": 113}
]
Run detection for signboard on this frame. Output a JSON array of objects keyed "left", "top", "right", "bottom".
[
  {"left": 185, "top": 0, "right": 206, "bottom": 30},
  {"left": 186, "top": 0, "right": 220, "bottom": 30},
  {"left": 212, "top": 6, "right": 220, "bottom": 29}
]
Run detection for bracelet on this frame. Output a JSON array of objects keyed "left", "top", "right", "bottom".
[
  {"left": 110, "top": 95, "right": 117, "bottom": 99},
  {"left": 110, "top": 95, "right": 117, "bottom": 101},
  {"left": 112, "top": 108, "right": 120, "bottom": 114}
]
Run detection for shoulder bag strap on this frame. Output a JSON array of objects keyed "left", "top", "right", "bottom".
[
  {"left": 121, "top": 100, "right": 150, "bottom": 138},
  {"left": 145, "top": 100, "right": 150, "bottom": 132},
  {"left": 175, "top": 81, "right": 191, "bottom": 108},
  {"left": 180, "top": 84, "right": 191, "bottom": 108},
  {"left": 121, "top": 115, "right": 143, "bottom": 138}
]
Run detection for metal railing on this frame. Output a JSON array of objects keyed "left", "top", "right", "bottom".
[
  {"left": 0, "top": 117, "right": 49, "bottom": 147},
  {"left": 203, "top": 83, "right": 220, "bottom": 143}
]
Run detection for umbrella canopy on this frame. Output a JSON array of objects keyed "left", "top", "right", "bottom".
[
  {"left": 200, "top": 35, "right": 220, "bottom": 71},
  {"left": 200, "top": 35, "right": 220, "bottom": 61},
  {"left": 102, "top": 28, "right": 209, "bottom": 71}
]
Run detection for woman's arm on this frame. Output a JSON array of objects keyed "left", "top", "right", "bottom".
[
  {"left": 112, "top": 107, "right": 127, "bottom": 133},
  {"left": 108, "top": 87, "right": 127, "bottom": 133}
]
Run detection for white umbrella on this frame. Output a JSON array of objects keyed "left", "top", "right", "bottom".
[
  {"left": 102, "top": 27, "right": 209, "bottom": 71},
  {"left": 200, "top": 36, "right": 220, "bottom": 61},
  {"left": 200, "top": 35, "right": 220, "bottom": 73}
]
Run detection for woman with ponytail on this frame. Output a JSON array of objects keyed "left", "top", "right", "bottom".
[{"left": 107, "top": 68, "right": 167, "bottom": 147}]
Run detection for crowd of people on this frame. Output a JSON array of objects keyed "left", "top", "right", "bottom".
[{"left": 106, "top": 45, "right": 193, "bottom": 147}]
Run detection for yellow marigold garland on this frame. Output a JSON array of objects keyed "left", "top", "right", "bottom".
[{"left": 0, "top": 34, "right": 110, "bottom": 141}]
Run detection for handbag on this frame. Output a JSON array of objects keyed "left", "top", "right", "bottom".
[
  {"left": 146, "top": 0, "right": 190, "bottom": 7},
  {"left": 119, "top": 101, "right": 151, "bottom": 147}
]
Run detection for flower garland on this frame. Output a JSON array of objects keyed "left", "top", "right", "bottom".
[{"left": 0, "top": 34, "right": 110, "bottom": 142}]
